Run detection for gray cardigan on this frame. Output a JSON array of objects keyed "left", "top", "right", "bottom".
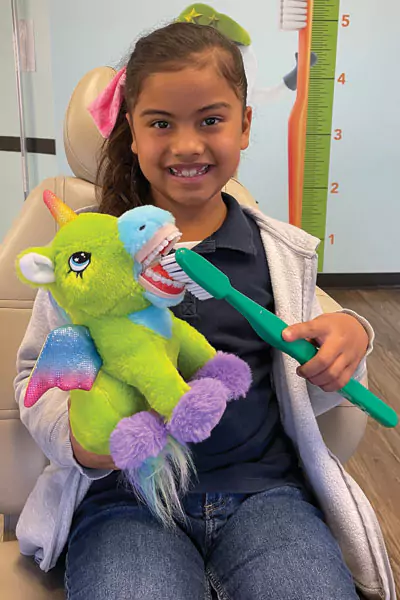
[{"left": 14, "top": 206, "right": 395, "bottom": 599}]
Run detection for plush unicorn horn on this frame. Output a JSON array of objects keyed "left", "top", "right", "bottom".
[{"left": 43, "top": 190, "right": 77, "bottom": 227}]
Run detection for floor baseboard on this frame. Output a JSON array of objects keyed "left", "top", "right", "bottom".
[{"left": 317, "top": 273, "right": 400, "bottom": 289}]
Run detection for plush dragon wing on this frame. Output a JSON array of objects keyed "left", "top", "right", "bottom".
[{"left": 25, "top": 325, "right": 102, "bottom": 407}]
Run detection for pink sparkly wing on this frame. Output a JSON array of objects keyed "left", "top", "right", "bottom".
[{"left": 25, "top": 325, "right": 102, "bottom": 407}]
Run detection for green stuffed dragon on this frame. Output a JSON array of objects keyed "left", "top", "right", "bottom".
[{"left": 16, "top": 191, "right": 251, "bottom": 524}]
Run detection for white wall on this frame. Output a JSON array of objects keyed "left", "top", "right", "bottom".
[{"left": 324, "top": 1, "right": 400, "bottom": 273}]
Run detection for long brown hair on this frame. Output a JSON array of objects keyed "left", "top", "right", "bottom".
[{"left": 97, "top": 22, "right": 247, "bottom": 217}]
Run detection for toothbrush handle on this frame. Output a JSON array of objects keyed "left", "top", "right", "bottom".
[
  {"left": 288, "top": 1, "right": 314, "bottom": 228},
  {"left": 339, "top": 379, "right": 398, "bottom": 428},
  {"left": 226, "top": 288, "right": 398, "bottom": 428}
]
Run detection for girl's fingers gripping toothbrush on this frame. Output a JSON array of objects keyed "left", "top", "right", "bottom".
[
  {"left": 281, "top": 0, "right": 313, "bottom": 228},
  {"left": 162, "top": 249, "right": 398, "bottom": 429}
]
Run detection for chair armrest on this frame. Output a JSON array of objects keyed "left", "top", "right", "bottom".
[
  {"left": 316, "top": 401, "right": 368, "bottom": 464},
  {"left": 314, "top": 287, "right": 368, "bottom": 462},
  {"left": 0, "top": 414, "right": 48, "bottom": 515}
]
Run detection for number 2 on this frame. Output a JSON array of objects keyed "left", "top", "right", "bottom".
[{"left": 330, "top": 183, "right": 339, "bottom": 194}]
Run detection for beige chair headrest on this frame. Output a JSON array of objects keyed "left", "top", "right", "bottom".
[{"left": 63, "top": 66, "right": 117, "bottom": 184}]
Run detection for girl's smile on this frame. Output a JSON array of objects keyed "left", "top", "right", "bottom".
[{"left": 167, "top": 163, "right": 213, "bottom": 180}]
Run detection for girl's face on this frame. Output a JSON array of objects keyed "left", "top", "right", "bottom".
[{"left": 127, "top": 61, "right": 252, "bottom": 213}]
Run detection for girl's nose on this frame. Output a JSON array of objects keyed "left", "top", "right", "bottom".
[{"left": 170, "top": 128, "right": 205, "bottom": 159}]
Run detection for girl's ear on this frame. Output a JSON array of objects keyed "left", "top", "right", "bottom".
[
  {"left": 240, "top": 106, "right": 253, "bottom": 151},
  {"left": 16, "top": 247, "right": 55, "bottom": 287},
  {"left": 126, "top": 112, "right": 138, "bottom": 155}
]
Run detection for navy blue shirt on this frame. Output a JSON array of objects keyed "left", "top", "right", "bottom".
[
  {"left": 87, "top": 194, "right": 304, "bottom": 496},
  {"left": 171, "top": 194, "right": 304, "bottom": 493}
]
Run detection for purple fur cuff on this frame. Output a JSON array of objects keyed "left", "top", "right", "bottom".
[
  {"left": 194, "top": 351, "right": 252, "bottom": 400},
  {"left": 110, "top": 411, "right": 167, "bottom": 469},
  {"left": 167, "top": 378, "right": 228, "bottom": 444}
]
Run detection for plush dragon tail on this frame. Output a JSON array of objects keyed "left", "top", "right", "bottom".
[
  {"left": 121, "top": 435, "right": 194, "bottom": 527},
  {"left": 110, "top": 411, "right": 195, "bottom": 527}
]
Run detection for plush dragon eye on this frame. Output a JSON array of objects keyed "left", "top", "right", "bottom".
[{"left": 69, "top": 252, "right": 91, "bottom": 273}]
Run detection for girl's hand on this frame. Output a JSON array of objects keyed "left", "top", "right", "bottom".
[
  {"left": 282, "top": 313, "right": 369, "bottom": 393},
  {"left": 68, "top": 399, "right": 118, "bottom": 470}
]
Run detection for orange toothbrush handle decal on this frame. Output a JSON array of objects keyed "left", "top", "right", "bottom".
[{"left": 288, "top": 0, "right": 313, "bottom": 228}]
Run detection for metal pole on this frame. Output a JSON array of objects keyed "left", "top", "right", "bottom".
[{"left": 11, "top": 0, "right": 29, "bottom": 199}]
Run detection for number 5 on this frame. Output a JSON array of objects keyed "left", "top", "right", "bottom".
[{"left": 342, "top": 14, "right": 350, "bottom": 27}]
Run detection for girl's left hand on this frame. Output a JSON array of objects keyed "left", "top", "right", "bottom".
[{"left": 282, "top": 313, "right": 369, "bottom": 393}]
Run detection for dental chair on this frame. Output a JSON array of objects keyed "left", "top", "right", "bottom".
[{"left": 0, "top": 67, "right": 368, "bottom": 599}]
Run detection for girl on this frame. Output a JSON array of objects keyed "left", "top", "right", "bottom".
[{"left": 14, "top": 22, "right": 393, "bottom": 600}]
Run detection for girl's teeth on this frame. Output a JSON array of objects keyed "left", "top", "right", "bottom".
[{"left": 170, "top": 166, "right": 209, "bottom": 177}]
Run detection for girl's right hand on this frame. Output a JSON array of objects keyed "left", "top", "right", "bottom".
[{"left": 68, "top": 399, "right": 118, "bottom": 471}]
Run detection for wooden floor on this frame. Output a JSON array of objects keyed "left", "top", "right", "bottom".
[{"left": 326, "top": 288, "right": 400, "bottom": 598}]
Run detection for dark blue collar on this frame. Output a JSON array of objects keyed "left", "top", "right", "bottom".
[{"left": 195, "top": 193, "right": 256, "bottom": 256}]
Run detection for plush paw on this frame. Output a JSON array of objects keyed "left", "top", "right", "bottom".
[
  {"left": 167, "top": 378, "right": 229, "bottom": 444},
  {"left": 110, "top": 411, "right": 167, "bottom": 469},
  {"left": 194, "top": 352, "right": 252, "bottom": 400}
]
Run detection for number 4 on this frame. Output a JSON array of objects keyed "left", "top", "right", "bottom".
[{"left": 337, "top": 73, "right": 346, "bottom": 85}]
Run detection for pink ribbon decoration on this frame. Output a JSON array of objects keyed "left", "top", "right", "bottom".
[{"left": 87, "top": 66, "right": 127, "bottom": 138}]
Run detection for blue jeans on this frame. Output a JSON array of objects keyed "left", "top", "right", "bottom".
[{"left": 65, "top": 484, "right": 359, "bottom": 599}]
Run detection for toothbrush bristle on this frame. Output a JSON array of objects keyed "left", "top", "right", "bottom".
[
  {"left": 280, "top": 0, "right": 308, "bottom": 30},
  {"left": 161, "top": 254, "right": 213, "bottom": 301}
]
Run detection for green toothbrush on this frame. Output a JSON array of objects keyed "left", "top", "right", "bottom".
[{"left": 162, "top": 248, "right": 398, "bottom": 428}]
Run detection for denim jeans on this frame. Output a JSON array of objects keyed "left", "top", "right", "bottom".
[{"left": 65, "top": 484, "right": 359, "bottom": 600}]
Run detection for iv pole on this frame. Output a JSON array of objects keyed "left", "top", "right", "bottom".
[{"left": 11, "top": 0, "right": 29, "bottom": 199}]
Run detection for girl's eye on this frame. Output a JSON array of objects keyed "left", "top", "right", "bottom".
[
  {"left": 69, "top": 251, "right": 91, "bottom": 273},
  {"left": 202, "top": 117, "right": 221, "bottom": 127},
  {"left": 152, "top": 121, "right": 170, "bottom": 129}
]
